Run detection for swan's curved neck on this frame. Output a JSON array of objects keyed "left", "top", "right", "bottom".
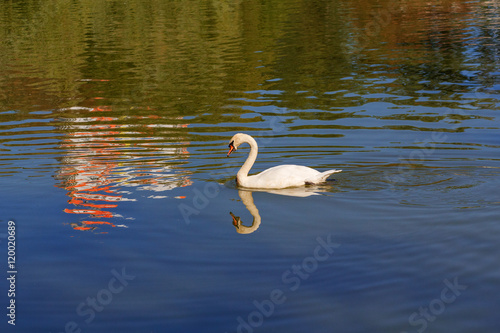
[
  {"left": 237, "top": 190, "right": 261, "bottom": 234},
  {"left": 237, "top": 134, "right": 258, "bottom": 183}
]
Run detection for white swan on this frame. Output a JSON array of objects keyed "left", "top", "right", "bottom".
[{"left": 226, "top": 133, "right": 341, "bottom": 189}]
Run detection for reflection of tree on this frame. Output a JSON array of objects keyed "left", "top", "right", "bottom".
[
  {"left": 54, "top": 106, "right": 192, "bottom": 232},
  {"left": 1, "top": 0, "right": 497, "bottom": 115}
]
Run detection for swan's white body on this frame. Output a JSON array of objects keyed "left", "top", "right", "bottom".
[{"left": 227, "top": 133, "right": 341, "bottom": 189}]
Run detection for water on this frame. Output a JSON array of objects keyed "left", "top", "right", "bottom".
[{"left": 0, "top": 0, "right": 499, "bottom": 332}]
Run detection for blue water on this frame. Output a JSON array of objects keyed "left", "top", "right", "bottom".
[{"left": 1, "top": 0, "right": 500, "bottom": 332}]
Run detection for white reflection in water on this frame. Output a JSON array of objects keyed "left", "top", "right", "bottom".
[{"left": 230, "top": 186, "right": 330, "bottom": 234}]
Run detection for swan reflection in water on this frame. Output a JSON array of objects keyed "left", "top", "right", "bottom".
[
  {"left": 230, "top": 186, "right": 328, "bottom": 234},
  {"left": 230, "top": 190, "right": 261, "bottom": 235}
]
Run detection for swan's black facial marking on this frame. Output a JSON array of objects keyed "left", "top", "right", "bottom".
[{"left": 227, "top": 141, "right": 236, "bottom": 157}]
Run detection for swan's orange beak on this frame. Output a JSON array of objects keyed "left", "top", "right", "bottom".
[
  {"left": 230, "top": 212, "right": 239, "bottom": 228},
  {"left": 227, "top": 142, "right": 235, "bottom": 157}
]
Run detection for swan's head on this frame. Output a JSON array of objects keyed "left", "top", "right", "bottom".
[
  {"left": 230, "top": 211, "right": 260, "bottom": 234},
  {"left": 226, "top": 133, "right": 247, "bottom": 157},
  {"left": 230, "top": 211, "right": 241, "bottom": 228}
]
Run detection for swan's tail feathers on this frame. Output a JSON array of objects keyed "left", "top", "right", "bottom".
[
  {"left": 320, "top": 169, "right": 342, "bottom": 182},
  {"left": 306, "top": 169, "right": 342, "bottom": 184}
]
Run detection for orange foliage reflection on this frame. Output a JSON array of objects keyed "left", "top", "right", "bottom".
[{"left": 55, "top": 106, "right": 192, "bottom": 232}]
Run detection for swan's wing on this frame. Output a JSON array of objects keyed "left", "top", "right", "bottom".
[{"left": 247, "top": 165, "right": 321, "bottom": 188}]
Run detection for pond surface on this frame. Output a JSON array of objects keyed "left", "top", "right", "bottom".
[{"left": 0, "top": 0, "right": 499, "bottom": 332}]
